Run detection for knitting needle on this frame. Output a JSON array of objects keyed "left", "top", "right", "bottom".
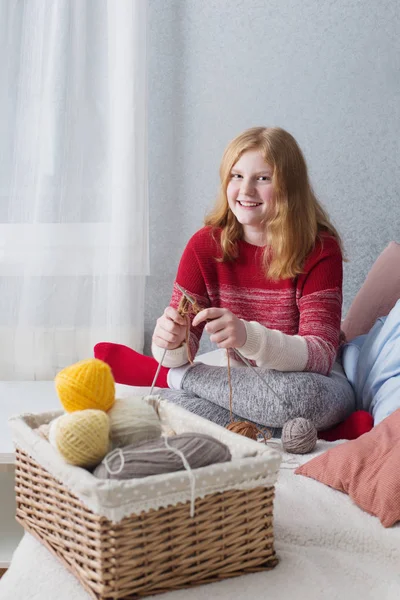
[
  {"left": 149, "top": 348, "right": 167, "bottom": 396},
  {"left": 176, "top": 283, "right": 196, "bottom": 305},
  {"left": 175, "top": 284, "right": 284, "bottom": 402},
  {"left": 149, "top": 283, "right": 190, "bottom": 396}
]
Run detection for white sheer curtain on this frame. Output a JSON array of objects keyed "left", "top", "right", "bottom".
[{"left": 0, "top": 0, "right": 149, "bottom": 379}]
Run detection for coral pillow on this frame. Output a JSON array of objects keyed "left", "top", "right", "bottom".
[
  {"left": 295, "top": 409, "right": 400, "bottom": 527},
  {"left": 342, "top": 242, "right": 400, "bottom": 341}
]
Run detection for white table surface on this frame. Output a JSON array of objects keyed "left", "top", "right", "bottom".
[
  {"left": 0, "top": 382, "right": 61, "bottom": 464},
  {"left": 0, "top": 381, "right": 61, "bottom": 567}
]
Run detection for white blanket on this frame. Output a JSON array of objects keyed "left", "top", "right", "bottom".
[{"left": 1, "top": 439, "right": 399, "bottom": 600}]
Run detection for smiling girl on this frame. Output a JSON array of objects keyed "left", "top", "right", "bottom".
[{"left": 95, "top": 127, "right": 355, "bottom": 432}]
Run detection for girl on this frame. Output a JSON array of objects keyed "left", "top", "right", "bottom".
[{"left": 95, "top": 126, "right": 355, "bottom": 433}]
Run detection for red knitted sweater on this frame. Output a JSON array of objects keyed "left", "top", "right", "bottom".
[{"left": 168, "top": 226, "right": 343, "bottom": 375}]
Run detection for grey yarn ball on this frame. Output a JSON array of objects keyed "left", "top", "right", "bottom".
[
  {"left": 281, "top": 418, "right": 317, "bottom": 454},
  {"left": 94, "top": 433, "right": 232, "bottom": 479}
]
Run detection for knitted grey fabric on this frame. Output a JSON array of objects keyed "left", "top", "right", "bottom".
[
  {"left": 158, "top": 388, "right": 281, "bottom": 437},
  {"left": 159, "top": 388, "right": 238, "bottom": 427},
  {"left": 160, "top": 360, "right": 355, "bottom": 432}
]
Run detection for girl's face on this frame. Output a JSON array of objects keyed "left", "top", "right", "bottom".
[{"left": 226, "top": 150, "right": 274, "bottom": 245}]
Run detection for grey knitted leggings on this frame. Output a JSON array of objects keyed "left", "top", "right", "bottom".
[{"left": 160, "top": 360, "right": 355, "bottom": 433}]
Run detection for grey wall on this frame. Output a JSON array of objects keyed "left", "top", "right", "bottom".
[{"left": 145, "top": 0, "right": 400, "bottom": 354}]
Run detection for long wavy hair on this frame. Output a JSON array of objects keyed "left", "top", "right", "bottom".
[{"left": 204, "top": 126, "right": 344, "bottom": 279}]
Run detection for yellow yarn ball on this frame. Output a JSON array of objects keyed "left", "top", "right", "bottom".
[
  {"left": 49, "top": 409, "right": 110, "bottom": 468},
  {"left": 55, "top": 358, "right": 115, "bottom": 413}
]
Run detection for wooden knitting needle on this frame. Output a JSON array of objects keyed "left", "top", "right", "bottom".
[
  {"left": 149, "top": 348, "right": 167, "bottom": 396},
  {"left": 176, "top": 283, "right": 196, "bottom": 306},
  {"left": 149, "top": 284, "right": 190, "bottom": 395}
]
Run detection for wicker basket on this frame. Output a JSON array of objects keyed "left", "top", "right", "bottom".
[{"left": 11, "top": 399, "right": 281, "bottom": 600}]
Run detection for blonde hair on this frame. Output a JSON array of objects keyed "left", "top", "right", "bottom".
[{"left": 205, "top": 126, "right": 344, "bottom": 280}]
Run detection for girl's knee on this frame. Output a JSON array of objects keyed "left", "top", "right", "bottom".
[{"left": 311, "top": 376, "right": 355, "bottom": 429}]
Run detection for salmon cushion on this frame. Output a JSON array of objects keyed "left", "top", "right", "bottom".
[{"left": 296, "top": 408, "right": 400, "bottom": 527}]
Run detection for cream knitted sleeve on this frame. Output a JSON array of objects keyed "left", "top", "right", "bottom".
[
  {"left": 238, "top": 320, "right": 309, "bottom": 372},
  {"left": 151, "top": 342, "right": 189, "bottom": 368}
]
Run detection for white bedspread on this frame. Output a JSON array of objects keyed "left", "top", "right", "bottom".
[{"left": 1, "top": 438, "right": 399, "bottom": 600}]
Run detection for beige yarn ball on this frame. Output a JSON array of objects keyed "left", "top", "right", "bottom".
[
  {"left": 49, "top": 409, "right": 110, "bottom": 468},
  {"left": 108, "top": 396, "right": 162, "bottom": 449},
  {"left": 281, "top": 417, "right": 318, "bottom": 454}
]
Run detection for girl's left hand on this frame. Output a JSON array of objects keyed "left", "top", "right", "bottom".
[{"left": 192, "top": 308, "right": 247, "bottom": 349}]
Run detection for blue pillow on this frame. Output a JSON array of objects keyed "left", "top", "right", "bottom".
[
  {"left": 342, "top": 299, "right": 400, "bottom": 424},
  {"left": 342, "top": 334, "right": 367, "bottom": 390}
]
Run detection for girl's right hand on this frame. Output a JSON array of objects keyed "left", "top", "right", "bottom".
[{"left": 152, "top": 307, "right": 188, "bottom": 350}]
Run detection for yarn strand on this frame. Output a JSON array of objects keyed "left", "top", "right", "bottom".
[
  {"left": 175, "top": 289, "right": 275, "bottom": 445},
  {"left": 226, "top": 348, "right": 233, "bottom": 422}
]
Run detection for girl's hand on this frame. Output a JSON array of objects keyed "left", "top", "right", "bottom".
[
  {"left": 192, "top": 308, "right": 247, "bottom": 349},
  {"left": 152, "top": 307, "right": 188, "bottom": 350}
]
